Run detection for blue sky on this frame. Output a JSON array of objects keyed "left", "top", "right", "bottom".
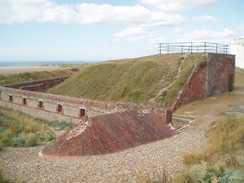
[{"left": 0, "top": 0, "right": 243, "bottom": 62}]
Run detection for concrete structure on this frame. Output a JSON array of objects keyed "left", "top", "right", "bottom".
[{"left": 231, "top": 38, "right": 244, "bottom": 69}]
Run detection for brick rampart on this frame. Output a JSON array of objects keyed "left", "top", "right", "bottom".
[
  {"left": 4, "top": 76, "right": 69, "bottom": 92},
  {"left": 0, "top": 85, "right": 171, "bottom": 124},
  {"left": 171, "top": 53, "right": 235, "bottom": 110}
]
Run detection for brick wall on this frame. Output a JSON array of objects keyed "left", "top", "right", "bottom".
[
  {"left": 0, "top": 86, "right": 172, "bottom": 124},
  {"left": 4, "top": 76, "right": 69, "bottom": 92},
  {"left": 171, "top": 53, "right": 235, "bottom": 110}
]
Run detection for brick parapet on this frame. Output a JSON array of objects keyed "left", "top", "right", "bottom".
[{"left": 0, "top": 84, "right": 172, "bottom": 123}]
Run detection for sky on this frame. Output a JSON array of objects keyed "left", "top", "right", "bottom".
[{"left": 0, "top": 0, "right": 243, "bottom": 62}]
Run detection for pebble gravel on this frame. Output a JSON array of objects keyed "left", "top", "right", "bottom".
[{"left": 0, "top": 129, "right": 206, "bottom": 183}]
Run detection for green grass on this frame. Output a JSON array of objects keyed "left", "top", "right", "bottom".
[
  {"left": 48, "top": 53, "right": 206, "bottom": 108},
  {"left": 0, "top": 69, "right": 74, "bottom": 86},
  {"left": 0, "top": 106, "right": 74, "bottom": 149}
]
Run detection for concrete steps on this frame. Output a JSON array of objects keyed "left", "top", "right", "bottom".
[{"left": 171, "top": 114, "right": 196, "bottom": 133}]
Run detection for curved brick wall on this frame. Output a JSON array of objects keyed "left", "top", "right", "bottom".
[{"left": 39, "top": 110, "right": 174, "bottom": 157}]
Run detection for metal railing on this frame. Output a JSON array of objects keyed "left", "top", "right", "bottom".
[{"left": 158, "top": 42, "right": 229, "bottom": 54}]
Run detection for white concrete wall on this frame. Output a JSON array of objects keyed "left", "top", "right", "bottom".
[{"left": 231, "top": 38, "right": 244, "bottom": 69}]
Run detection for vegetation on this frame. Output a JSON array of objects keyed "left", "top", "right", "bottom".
[
  {"left": 0, "top": 106, "right": 74, "bottom": 149},
  {"left": 179, "top": 116, "right": 244, "bottom": 183},
  {"left": 48, "top": 53, "right": 206, "bottom": 108},
  {"left": 58, "top": 63, "right": 91, "bottom": 69},
  {"left": 0, "top": 170, "right": 13, "bottom": 183},
  {"left": 184, "top": 116, "right": 244, "bottom": 165},
  {"left": 0, "top": 69, "right": 75, "bottom": 86}
]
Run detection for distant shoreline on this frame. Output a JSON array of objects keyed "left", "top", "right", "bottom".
[
  {"left": 0, "top": 61, "right": 98, "bottom": 68},
  {"left": 0, "top": 65, "right": 62, "bottom": 74}
]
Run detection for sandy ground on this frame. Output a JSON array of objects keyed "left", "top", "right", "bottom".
[{"left": 0, "top": 66, "right": 61, "bottom": 74}]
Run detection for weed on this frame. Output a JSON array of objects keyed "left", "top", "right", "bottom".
[
  {"left": 219, "top": 170, "right": 244, "bottom": 183},
  {"left": 189, "top": 162, "right": 208, "bottom": 183},
  {"left": 0, "top": 106, "right": 56, "bottom": 149}
]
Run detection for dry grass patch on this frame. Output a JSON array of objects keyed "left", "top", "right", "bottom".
[{"left": 184, "top": 116, "right": 244, "bottom": 166}]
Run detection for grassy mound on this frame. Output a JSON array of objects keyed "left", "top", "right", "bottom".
[{"left": 48, "top": 53, "right": 206, "bottom": 108}]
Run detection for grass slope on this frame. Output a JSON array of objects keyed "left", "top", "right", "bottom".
[
  {"left": 0, "top": 69, "right": 74, "bottom": 86},
  {"left": 48, "top": 53, "right": 206, "bottom": 108}
]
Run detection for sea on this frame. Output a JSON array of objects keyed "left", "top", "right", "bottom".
[{"left": 0, "top": 61, "right": 99, "bottom": 67}]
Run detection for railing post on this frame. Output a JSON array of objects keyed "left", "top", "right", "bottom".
[
  {"left": 156, "top": 42, "right": 227, "bottom": 54},
  {"left": 158, "top": 43, "right": 162, "bottom": 54}
]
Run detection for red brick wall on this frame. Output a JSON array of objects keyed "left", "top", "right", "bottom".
[
  {"left": 171, "top": 60, "right": 208, "bottom": 110},
  {"left": 4, "top": 76, "right": 69, "bottom": 92},
  {"left": 0, "top": 85, "right": 172, "bottom": 123},
  {"left": 207, "top": 54, "right": 235, "bottom": 95},
  {"left": 171, "top": 53, "right": 235, "bottom": 111}
]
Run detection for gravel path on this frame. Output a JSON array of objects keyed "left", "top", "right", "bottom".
[{"left": 0, "top": 129, "right": 206, "bottom": 183}]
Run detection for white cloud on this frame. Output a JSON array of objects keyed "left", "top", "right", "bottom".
[
  {"left": 174, "top": 27, "right": 185, "bottom": 33},
  {"left": 192, "top": 15, "right": 218, "bottom": 23},
  {"left": 176, "top": 29, "right": 236, "bottom": 43},
  {"left": 140, "top": 0, "right": 218, "bottom": 12},
  {"left": 0, "top": 0, "right": 52, "bottom": 23},
  {"left": 0, "top": 0, "right": 187, "bottom": 26},
  {"left": 113, "top": 27, "right": 165, "bottom": 42}
]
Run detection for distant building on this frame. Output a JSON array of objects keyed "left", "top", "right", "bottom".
[{"left": 231, "top": 38, "right": 244, "bottom": 69}]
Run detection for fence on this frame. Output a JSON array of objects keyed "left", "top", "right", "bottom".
[{"left": 158, "top": 42, "right": 229, "bottom": 54}]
